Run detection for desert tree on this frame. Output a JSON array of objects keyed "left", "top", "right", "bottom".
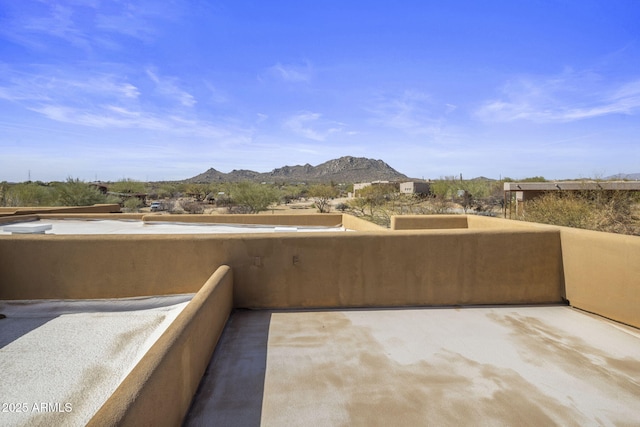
[
  {"left": 55, "top": 178, "right": 106, "bottom": 206},
  {"left": 109, "top": 178, "right": 147, "bottom": 194},
  {"left": 308, "top": 184, "right": 339, "bottom": 213},
  {"left": 229, "top": 182, "right": 279, "bottom": 214}
]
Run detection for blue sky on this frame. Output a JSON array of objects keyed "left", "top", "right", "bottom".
[{"left": 1, "top": 0, "right": 639, "bottom": 182}]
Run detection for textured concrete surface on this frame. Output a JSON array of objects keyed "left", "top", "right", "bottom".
[
  {"left": 186, "top": 306, "right": 640, "bottom": 426},
  {"left": 0, "top": 219, "right": 348, "bottom": 235},
  {"left": 0, "top": 295, "right": 192, "bottom": 426}
]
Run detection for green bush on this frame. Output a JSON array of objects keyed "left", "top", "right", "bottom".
[
  {"left": 123, "top": 197, "right": 143, "bottom": 213},
  {"left": 55, "top": 178, "right": 106, "bottom": 206},
  {"left": 109, "top": 179, "right": 147, "bottom": 194},
  {"left": 2, "top": 182, "right": 57, "bottom": 206},
  {"left": 229, "top": 182, "right": 279, "bottom": 214}
]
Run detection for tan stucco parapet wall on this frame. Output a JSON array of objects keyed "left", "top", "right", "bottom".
[
  {"left": 559, "top": 227, "right": 640, "bottom": 328},
  {"left": 2, "top": 211, "right": 638, "bottom": 327},
  {"left": 88, "top": 265, "right": 233, "bottom": 427},
  {"left": 0, "top": 227, "right": 565, "bottom": 306},
  {"left": 391, "top": 214, "right": 640, "bottom": 329},
  {"left": 392, "top": 215, "right": 468, "bottom": 230},
  {"left": 342, "top": 214, "right": 389, "bottom": 231},
  {"left": 142, "top": 213, "right": 344, "bottom": 227}
]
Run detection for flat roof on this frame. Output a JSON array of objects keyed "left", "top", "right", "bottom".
[
  {"left": 0, "top": 295, "right": 192, "bottom": 426},
  {"left": 0, "top": 219, "right": 349, "bottom": 235},
  {"left": 185, "top": 306, "right": 640, "bottom": 426}
]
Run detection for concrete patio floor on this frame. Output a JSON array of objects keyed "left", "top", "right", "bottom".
[{"left": 185, "top": 306, "right": 640, "bottom": 427}]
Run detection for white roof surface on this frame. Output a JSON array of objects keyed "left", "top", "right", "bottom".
[
  {"left": 1, "top": 219, "right": 348, "bottom": 235},
  {"left": 0, "top": 295, "right": 192, "bottom": 426}
]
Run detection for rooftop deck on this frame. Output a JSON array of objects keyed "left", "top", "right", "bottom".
[
  {"left": 1, "top": 211, "right": 639, "bottom": 425},
  {"left": 185, "top": 306, "right": 640, "bottom": 427}
]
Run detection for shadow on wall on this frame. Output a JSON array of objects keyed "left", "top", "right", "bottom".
[{"left": 184, "top": 309, "right": 271, "bottom": 427}]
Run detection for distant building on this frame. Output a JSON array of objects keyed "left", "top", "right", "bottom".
[
  {"left": 399, "top": 181, "right": 430, "bottom": 196},
  {"left": 352, "top": 181, "right": 392, "bottom": 198}
]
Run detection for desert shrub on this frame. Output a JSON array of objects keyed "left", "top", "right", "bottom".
[
  {"left": 105, "top": 195, "right": 123, "bottom": 205},
  {"left": 154, "top": 183, "right": 184, "bottom": 199},
  {"left": 55, "top": 178, "right": 106, "bottom": 206},
  {"left": 2, "top": 182, "right": 57, "bottom": 206},
  {"left": 123, "top": 197, "right": 143, "bottom": 213},
  {"left": 229, "top": 182, "right": 279, "bottom": 214},
  {"left": 346, "top": 196, "right": 368, "bottom": 216},
  {"left": 415, "top": 196, "right": 455, "bottom": 214},
  {"left": 335, "top": 202, "right": 349, "bottom": 212},
  {"left": 180, "top": 200, "right": 205, "bottom": 214},
  {"left": 109, "top": 178, "right": 147, "bottom": 194},
  {"left": 521, "top": 193, "right": 591, "bottom": 228},
  {"left": 520, "top": 191, "right": 639, "bottom": 235},
  {"left": 308, "top": 184, "right": 339, "bottom": 213}
]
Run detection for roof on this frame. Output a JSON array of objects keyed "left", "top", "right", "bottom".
[
  {"left": 185, "top": 305, "right": 640, "bottom": 426},
  {"left": 1, "top": 219, "right": 349, "bottom": 235},
  {"left": 0, "top": 295, "right": 192, "bottom": 426}
]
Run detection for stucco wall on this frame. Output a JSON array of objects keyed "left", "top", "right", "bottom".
[
  {"left": 392, "top": 215, "right": 468, "bottom": 230},
  {"left": 342, "top": 214, "right": 389, "bottom": 231},
  {"left": 0, "top": 229, "right": 564, "bottom": 307},
  {"left": 231, "top": 229, "right": 564, "bottom": 308},
  {"left": 143, "top": 213, "right": 343, "bottom": 227},
  {"left": 469, "top": 215, "right": 640, "bottom": 328},
  {"left": 88, "top": 265, "right": 233, "bottom": 427},
  {"left": 560, "top": 227, "right": 640, "bottom": 328},
  {"left": 466, "top": 215, "right": 547, "bottom": 230}
]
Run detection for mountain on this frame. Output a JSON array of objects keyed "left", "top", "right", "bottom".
[{"left": 186, "top": 156, "right": 410, "bottom": 183}]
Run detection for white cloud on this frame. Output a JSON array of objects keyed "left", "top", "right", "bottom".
[
  {"left": 267, "top": 62, "right": 313, "bottom": 82},
  {"left": 283, "top": 111, "right": 343, "bottom": 141},
  {"left": 146, "top": 69, "right": 196, "bottom": 107},
  {"left": 0, "top": 1, "right": 181, "bottom": 53},
  {"left": 0, "top": 68, "right": 140, "bottom": 105},
  {"left": 203, "top": 82, "right": 228, "bottom": 104},
  {"left": 367, "top": 90, "right": 449, "bottom": 136},
  {"left": 0, "top": 65, "right": 249, "bottom": 141},
  {"left": 26, "top": 102, "right": 241, "bottom": 140},
  {"left": 475, "top": 72, "right": 640, "bottom": 123}
]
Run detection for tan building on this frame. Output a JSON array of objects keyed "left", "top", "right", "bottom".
[
  {"left": 352, "top": 180, "right": 392, "bottom": 197},
  {"left": 399, "top": 181, "right": 430, "bottom": 195}
]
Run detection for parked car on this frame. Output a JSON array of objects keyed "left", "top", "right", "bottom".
[{"left": 150, "top": 201, "right": 163, "bottom": 212}]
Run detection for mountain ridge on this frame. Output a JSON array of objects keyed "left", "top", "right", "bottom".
[{"left": 185, "top": 156, "right": 410, "bottom": 183}]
